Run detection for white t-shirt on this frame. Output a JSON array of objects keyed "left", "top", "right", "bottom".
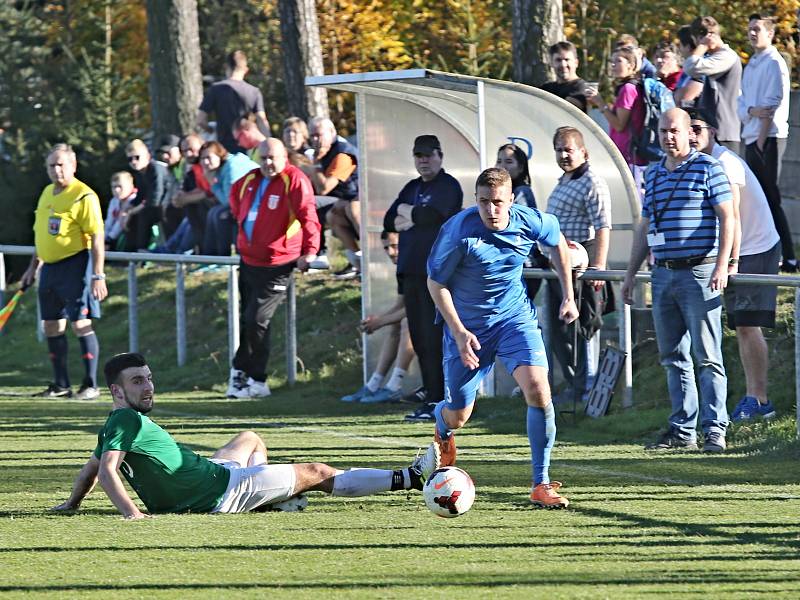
[{"left": 712, "top": 144, "right": 779, "bottom": 256}]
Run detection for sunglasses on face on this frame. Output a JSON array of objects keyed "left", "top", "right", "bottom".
[
  {"left": 690, "top": 125, "right": 710, "bottom": 134},
  {"left": 127, "top": 155, "right": 141, "bottom": 162}
]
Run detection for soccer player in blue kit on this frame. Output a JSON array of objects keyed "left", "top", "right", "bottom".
[{"left": 426, "top": 167, "right": 579, "bottom": 508}]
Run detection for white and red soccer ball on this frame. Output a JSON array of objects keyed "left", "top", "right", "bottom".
[{"left": 423, "top": 466, "right": 475, "bottom": 518}]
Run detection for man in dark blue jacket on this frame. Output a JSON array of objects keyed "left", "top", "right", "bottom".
[{"left": 383, "top": 135, "right": 463, "bottom": 421}]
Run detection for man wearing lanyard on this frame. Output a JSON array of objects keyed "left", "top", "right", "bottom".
[
  {"left": 383, "top": 136, "right": 463, "bottom": 421},
  {"left": 226, "top": 138, "right": 320, "bottom": 398},
  {"left": 622, "top": 108, "right": 735, "bottom": 453}
]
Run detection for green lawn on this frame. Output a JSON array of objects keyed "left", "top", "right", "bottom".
[{"left": 1, "top": 269, "right": 799, "bottom": 597}]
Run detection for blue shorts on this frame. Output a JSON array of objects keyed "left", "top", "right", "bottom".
[
  {"left": 38, "top": 251, "right": 101, "bottom": 322},
  {"left": 443, "top": 311, "right": 548, "bottom": 410}
]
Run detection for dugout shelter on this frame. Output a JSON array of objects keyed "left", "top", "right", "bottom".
[{"left": 306, "top": 69, "right": 640, "bottom": 393}]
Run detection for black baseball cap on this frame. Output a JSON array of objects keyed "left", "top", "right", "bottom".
[
  {"left": 686, "top": 108, "right": 719, "bottom": 130},
  {"left": 413, "top": 135, "right": 441, "bottom": 154}
]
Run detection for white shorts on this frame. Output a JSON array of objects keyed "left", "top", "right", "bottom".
[{"left": 210, "top": 460, "right": 297, "bottom": 513}]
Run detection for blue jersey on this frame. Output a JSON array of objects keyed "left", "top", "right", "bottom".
[{"left": 427, "top": 204, "right": 561, "bottom": 329}]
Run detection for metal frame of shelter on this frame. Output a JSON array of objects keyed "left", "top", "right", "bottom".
[{"left": 306, "top": 69, "right": 642, "bottom": 394}]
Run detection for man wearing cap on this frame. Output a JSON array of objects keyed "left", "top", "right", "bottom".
[
  {"left": 383, "top": 135, "right": 463, "bottom": 421},
  {"left": 622, "top": 108, "right": 734, "bottom": 453},
  {"left": 688, "top": 108, "right": 781, "bottom": 423}
]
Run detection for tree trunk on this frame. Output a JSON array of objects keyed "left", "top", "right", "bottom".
[
  {"left": 278, "top": 0, "right": 329, "bottom": 121},
  {"left": 511, "top": 0, "right": 563, "bottom": 87},
  {"left": 145, "top": 0, "right": 203, "bottom": 140}
]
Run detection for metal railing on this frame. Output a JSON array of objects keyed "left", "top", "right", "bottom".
[
  {"left": 524, "top": 267, "right": 800, "bottom": 436},
  {"left": 0, "top": 246, "right": 298, "bottom": 386}
]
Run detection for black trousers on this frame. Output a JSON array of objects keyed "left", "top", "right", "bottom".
[
  {"left": 232, "top": 261, "right": 294, "bottom": 382},
  {"left": 403, "top": 274, "right": 444, "bottom": 402},
  {"left": 124, "top": 205, "right": 161, "bottom": 251},
  {"left": 745, "top": 138, "right": 795, "bottom": 262}
]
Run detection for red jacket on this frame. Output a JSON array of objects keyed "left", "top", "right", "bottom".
[{"left": 229, "top": 165, "right": 321, "bottom": 267}]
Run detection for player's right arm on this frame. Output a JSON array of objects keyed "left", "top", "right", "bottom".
[
  {"left": 51, "top": 455, "right": 100, "bottom": 513},
  {"left": 97, "top": 450, "right": 151, "bottom": 520},
  {"left": 427, "top": 279, "right": 481, "bottom": 370}
]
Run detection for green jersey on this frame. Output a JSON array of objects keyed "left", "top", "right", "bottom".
[{"left": 93, "top": 408, "right": 230, "bottom": 513}]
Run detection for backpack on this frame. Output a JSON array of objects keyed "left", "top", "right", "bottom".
[{"left": 630, "top": 77, "right": 675, "bottom": 162}]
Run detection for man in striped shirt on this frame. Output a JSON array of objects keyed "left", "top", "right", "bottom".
[{"left": 622, "top": 108, "right": 735, "bottom": 453}]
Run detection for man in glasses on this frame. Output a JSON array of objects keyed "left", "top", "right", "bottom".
[
  {"left": 123, "top": 139, "right": 170, "bottom": 251},
  {"left": 20, "top": 144, "right": 107, "bottom": 400},
  {"left": 688, "top": 108, "right": 781, "bottom": 423},
  {"left": 622, "top": 108, "right": 735, "bottom": 453}
]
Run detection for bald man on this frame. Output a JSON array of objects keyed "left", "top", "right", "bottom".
[
  {"left": 226, "top": 138, "right": 321, "bottom": 398},
  {"left": 622, "top": 108, "right": 735, "bottom": 453}
]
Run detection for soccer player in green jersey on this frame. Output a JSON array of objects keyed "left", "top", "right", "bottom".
[{"left": 51, "top": 353, "right": 440, "bottom": 519}]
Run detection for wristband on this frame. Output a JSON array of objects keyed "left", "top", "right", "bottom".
[
  {"left": 728, "top": 259, "right": 739, "bottom": 266},
  {"left": 91, "top": 273, "right": 106, "bottom": 281}
]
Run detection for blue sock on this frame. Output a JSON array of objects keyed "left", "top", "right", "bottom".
[
  {"left": 433, "top": 401, "right": 452, "bottom": 439},
  {"left": 527, "top": 404, "right": 556, "bottom": 485},
  {"left": 47, "top": 335, "right": 70, "bottom": 388},
  {"left": 78, "top": 333, "right": 99, "bottom": 388}
]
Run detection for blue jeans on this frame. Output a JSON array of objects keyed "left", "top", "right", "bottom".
[{"left": 651, "top": 263, "right": 728, "bottom": 440}]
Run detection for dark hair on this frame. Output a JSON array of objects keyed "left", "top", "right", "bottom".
[
  {"left": 654, "top": 41, "right": 678, "bottom": 57},
  {"left": 691, "top": 16, "right": 720, "bottom": 38},
  {"left": 104, "top": 353, "right": 147, "bottom": 388},
  {"left": 612, "top": 47, "right": 640, "bottom": 86},
  {"left": 199, "top": 141, "right": 229, "bottom": 164},
  {"left": 380, "top": 230, "right": 389, "bottom": 241},
  {"left": 749, "top": 13, "right": 777, "bottom": 33},
  {"left": 225, "top": 50, "right": 248, "bottom": 71},
  {"left": 496, "top": 143, "right": 531, "bottom": 187},
  {"left": 548, "top": 41, "right": 578, "bottom": 57},
  {"left": 552, "top": 126, "right": 587, "bottom": 153},
  {"left": 677, "top": 25, "right": 698, "bottom": 50},
  {"left": 475, "top": 167, "right": 511, "bottom": 192},
  {"left": 616, "top": 34, "right": 639, "bottom": 49}
]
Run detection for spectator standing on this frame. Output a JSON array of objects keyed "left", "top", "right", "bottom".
[
  {"left": 616, "top": 34, "right": 657, "bottom": 79},
  {"left": 622, "top": 108, "right": 734, "bottom": 453},
  {"left": 540, "top": 41, "right": 589, "bottom": 112},
  {"left": 20, "top": 144, "right": 107, "bottom": 400},
  {"left": 544, "top": 127, "right": 612, "bottom": 406},
  {"left": 172, "top": 134, "right": 215, "bottom": 252},
  {"left": 688, "top": 108, "right": 781, "bottom": 422},
  {"left": 654, "top": 42, "right": 683, "bottom": 91},
  {"left": 199, "top": 141, "right": 259, "bottom": 257},
  {"left": 737, "top": 13, "right": 796, "bottom": 272},
  {"left": 234, "top": 117, "right": 267, "bottom": 163},
  {"left": 684, "top": 16, "right": 743, "bottom": 155},
  {"left": 124, "top": 139, "right": 170, "bottom": 252},
  {"left": 197, "top": 51, "right": 270, "bottom": 154},
  {"left": 383, "top": 135, "right": 463, "bottom": 422},
  {"left": 674, "top": 26, "right": 705, "bottom": 107},
  {"left": 303, "top": 117, "right": 360, "bottom": 277},
  {"left": 105, "top": 171, "right": 137, "bottom": 251},
  {"left": 226, "top": 138, "right": 320, "bottom": 398}
]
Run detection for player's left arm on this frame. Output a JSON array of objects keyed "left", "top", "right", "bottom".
[
  {"left": 550, "top": 234, "right": 579, "bottom": 324},
  {"left": 51, "top": 455, "right": 100, "bottom": 513},
  {"left": 89, "top": 233, "right": 108, "bottom": 301},
  {"left": 97, "top": 450, "right": 151, "bottom": 520}
]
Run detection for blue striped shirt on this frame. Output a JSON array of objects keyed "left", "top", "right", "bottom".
[{"left": 642, "top": 150, "right": 732, "bottom": 259}]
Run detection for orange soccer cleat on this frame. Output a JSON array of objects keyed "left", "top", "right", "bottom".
[
  {"left": 434, "top": 428, "right": 457, "bottom": 466},
  {"left": 530, "top": 481, "right": 569, "bottom": 509}
]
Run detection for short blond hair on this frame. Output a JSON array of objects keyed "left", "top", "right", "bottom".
[
  {"left": 125, "top": 139, "right": 149, "bottom": 155},
  {"left": 111, "top": 171, "right": 134, "bottom": 185}
]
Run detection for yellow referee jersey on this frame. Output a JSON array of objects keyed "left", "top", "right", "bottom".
[{"left": 33, "top": 179, "right": 104, "bottom": 264}]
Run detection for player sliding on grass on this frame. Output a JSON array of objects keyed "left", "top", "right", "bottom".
[
  {"left": 427, "top": 167, "right": 579, "bottom": 509},
  {"left": 51, "top": 352, "right": 441, "bottom": 518}
]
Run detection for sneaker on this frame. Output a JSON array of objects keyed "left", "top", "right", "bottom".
[
  {"left": 340, "top": 385, "right": 370, "bottom": 403},
  {"left": 703, "top": 431, "right": 726, "bottom": 453},
  {"left": 345, "top": 248, "right": 362, "bottom": 271},
  {"left": 530, "top": 481, "right": 569, "bottom": 509},
  {"left": 226, "top": 369, "right": 248, "bottom": 398},
  {"left": 401, "top": 386, "right": 428, "bottom": 404},
  {"left": 267, "top": 494, "right": 308, "bottom": 512},
  {"left": 435, "top": 428, "right": 457, "bottom": 466},
  {"left": 75, "top": 385, "right": 101, "bottom": 401},
  {"left": 361, "top": 387, "right": 403, "bottom": 403},
  {"left": 333, "top": 264, "right": 359, "bottom": 281},
  {"left": 404, "top": 402, "right": 437, "bottom": 422},
  {"left": 731, "top": 396, "right": 776, "bottom": 422},
  {"left": 245, "top": 378, "right": 271, "bottom": 398},
  {"left": 645, "top": 429, "right": 698, "bottom": 451},
  {"left": 780, "top": 259, "right": 798, "bottom": 273},
  {"left": 307, "top": 253, "right": 330, "bottom": 270},
  {"left": 409, "top": 442, "right": 442, "bottom": 489},
  {"left": 33, "top": 384, "right": 73, "bottom": 398}
]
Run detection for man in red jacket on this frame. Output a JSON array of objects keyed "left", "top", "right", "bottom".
[{"left": 226, "top": 138, "right": 321, "bottom": 398}]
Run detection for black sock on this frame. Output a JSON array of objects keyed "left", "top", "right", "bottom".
[
  {"left": 47, "top": 335, "right": 70, "bottom": 388},
  {"left": 390, "top": 470, "right": 405, "bottom": 491},
  {"left": 78, "top": 333, "right": 99, "bottom": 388}
]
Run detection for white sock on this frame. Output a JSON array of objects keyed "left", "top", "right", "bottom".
[
  {"left": 331, "top": 468, "right": 393, "bottom": 497},
  {"left": 366, "top": 372, "right": 384, "bottom": 393},
  {"left": 385, "top": 367, "right": 406, "bottom": 392},
  {"left": 247, "top": 452, "right": 267, "bottom": 467}
]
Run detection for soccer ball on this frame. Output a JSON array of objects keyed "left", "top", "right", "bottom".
[{"left": 422, "top": 466, "right": 475, "bottom": 518}]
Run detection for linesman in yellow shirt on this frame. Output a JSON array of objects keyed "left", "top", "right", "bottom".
[{"left": 21, "top": 144, "right": 108, "bottom": 400}]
